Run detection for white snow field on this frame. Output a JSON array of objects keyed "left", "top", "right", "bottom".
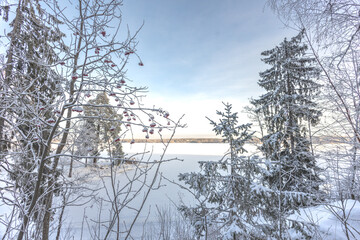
[
  {"left": 59, "top": 143, "right": 228, "bottom": 239},
  {"left": 288, "top": 199, "right": 360, "bottom": 240},
  {"left": 1, "top": 143, "right": 359, "bottom": 239}
]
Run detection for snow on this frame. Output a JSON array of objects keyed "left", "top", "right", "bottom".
[
  {"left": 251, "top": 183, "right": 272, "bottom": 195},
  {"left": 123, "top": 142, "right": 255, "bottom": 156},
  {"left": 288, "top": 199, "right": 360, "bottom": 240},
  {"left": 224, "top": 222, "right": 243, "bottom": 239},
  {"left": 53, "top": 144, "right": 227, "bottom": 239},
  {"left": 1, "top": 143, "right": 359, "bottom": 239}
]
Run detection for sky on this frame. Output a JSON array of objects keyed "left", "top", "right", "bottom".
[
  {"left": 0, "top": 0, "right": 295, "bottom": 139},
  {"left": 118, "top": 0, "right": 295, "bottom": 138}
]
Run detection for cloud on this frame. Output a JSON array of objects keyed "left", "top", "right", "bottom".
[
  {"left": 138, "top": 93, "right": 250, "bottom": 138},
  {"left": 121, "top": 0, "right": 297, "bottom": 138}
]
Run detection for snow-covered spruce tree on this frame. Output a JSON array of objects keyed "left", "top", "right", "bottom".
[
  {"left": 251, "top": 30, "right": 323, "bottom": 238},
  {"left": 269, "top": 0, "right": 360, "bottom": 202},
  {"left": 0, "top": 4, "right": 11, "bottom": 159},
  {"left": 0, "top": 0, "right": 65, "bottom": 237},
  {"left": 0, "top": 1, "right": 176, "bottom": 239},
  {"left": 179, "top": 103, "right": 267, "bottom": 239},
  {"left": 82, "top": 92, "right": 124, "bottom": 166}
]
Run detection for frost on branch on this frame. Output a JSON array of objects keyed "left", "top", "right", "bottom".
[{"left": 0, "top": 1, "right": 178, "bottom": 239}]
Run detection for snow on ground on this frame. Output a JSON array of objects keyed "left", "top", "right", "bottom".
[
  {"left": 61, "top": 143, "right": 360, "bottom": 239},
  {"left": 59, "top": 144, "right": 223, "bottom": 239},
  {"left": 1, "top": 143, "right": 360, "bottom": 239},
  {"left": 289, "top": 199, "right": 360, "bottom": 240},
  {"left": 123, "top": 142, "right": 231, "bottom": 156}
]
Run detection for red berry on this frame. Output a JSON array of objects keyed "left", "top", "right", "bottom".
[
  {"left": 47, "top": 118, "right": 55, "bottom": 124},
  {"left": 125, "top": 51, "right": 134, "bottom": 56}
]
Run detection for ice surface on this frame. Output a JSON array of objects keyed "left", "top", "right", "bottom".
[{"left": 1, "top": 143, "right": 359, "bottom": 239}]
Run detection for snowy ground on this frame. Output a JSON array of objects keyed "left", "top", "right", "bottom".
[
  {"left": 1, "top": 143, "right": 360, "bottom": 239},
  {"left": 289, "top": 199, "right": 360, "bottom": 240},
  {"left": 59, "top": 143, "right": 228, "bottom": 239}
]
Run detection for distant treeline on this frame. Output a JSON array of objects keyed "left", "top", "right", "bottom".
[
  {"left": 123, "top": 136, "right": 350, "bottom": 144},
  {"left": 122, "top": 138, "right": 223, "bottom": 143}
]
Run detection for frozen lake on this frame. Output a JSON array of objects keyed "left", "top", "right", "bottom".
[
  {"left": 59, "top": 142, "right": 356, "bottom": 239},
  {"left": 1, "top": 143, "right": 359, "bottom": 239},
  {"left": 62, "top": 143, "right": 235, "bottom": 239}
]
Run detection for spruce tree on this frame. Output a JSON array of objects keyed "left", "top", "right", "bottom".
[
  {"left": 83, "top": 92, "right": 124, "bottom": 165},
  {"left": 179, "top": 103, "right": 266, "bottom": 239},
  {"left": 251, "top": 30, "right": 323, "bottom": 238},
  {"left": 1, "top": 0, "right": 64, "bottom": 237}
]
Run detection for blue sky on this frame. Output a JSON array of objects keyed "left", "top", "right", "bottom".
[
  {"left": 119, "top": 0, "right": 295, "bottom": 137},
  {"left": 0, "top": 0, "right": 294, "bottom": 138}
]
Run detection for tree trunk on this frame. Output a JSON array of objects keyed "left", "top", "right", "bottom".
[
  {"left": 41, "top": 5, "right": 85, "bottom": 237},
  {"left": 69, "top": 145, "right": 75, "bottom": 177},
  {"left": 350, "top": 135, "right": 358, "bottom": 200},
  {"left": 42, "top": 192, "right": 53, "bottom": 240}
]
